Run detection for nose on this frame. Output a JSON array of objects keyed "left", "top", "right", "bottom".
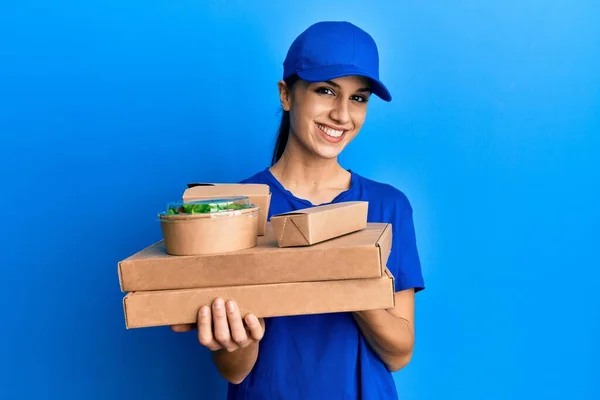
[{"left": 329, "top": 98, "right": 350, "bottom": 125}]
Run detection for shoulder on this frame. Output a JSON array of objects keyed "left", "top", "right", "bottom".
[
  {"left": 354, "top": 172, "right": 413, "bottom": 214},
  {"left": 238, "top": 168, "right": 271, "bottom": 185}
]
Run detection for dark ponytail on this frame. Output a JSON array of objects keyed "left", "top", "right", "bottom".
[{"left": 271, "top": 74, "right": 299, "bottom": 166}]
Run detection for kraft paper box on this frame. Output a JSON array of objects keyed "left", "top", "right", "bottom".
[
  {"left": 122, "top": 269, "right": 395, "bottom": 329},
  {"left": 159, "top": 198, "right": 260, "bottom": 256},
  {"left": 270, "top": 201, "right": 368, "bottom": 247},
  {"left": 182, "top": 183, "right": 271, "bottom": 236},
  {"left": 118, "top": 222, "right": 392, "bottom": 292}
]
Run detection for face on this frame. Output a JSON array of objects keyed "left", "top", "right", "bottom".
[{"left": 279, "top": 75, "right": 371, "bottom": 160}]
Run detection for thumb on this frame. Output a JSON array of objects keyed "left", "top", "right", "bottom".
[{"left": 245, "top": 314, "right": 265, "bottom": 341}]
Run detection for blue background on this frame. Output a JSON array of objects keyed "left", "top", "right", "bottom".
[{"left": 1, "top": 1, "right": 598, "bottom": 399}]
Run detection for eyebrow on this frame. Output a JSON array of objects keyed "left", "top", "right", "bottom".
[{"left": 324, "top": 80, "right": 371, "bottom": 94}]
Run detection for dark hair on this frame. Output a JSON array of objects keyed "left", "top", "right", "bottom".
[{"left": 271, "top": 74, "right": 300, "bottom": 166}]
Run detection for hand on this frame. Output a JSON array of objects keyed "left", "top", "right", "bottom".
[{"left": 171, "top": 298, "right": 265, "bottom": 352}]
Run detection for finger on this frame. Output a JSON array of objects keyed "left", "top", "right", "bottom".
[
  {"left": 226, "top": 301, "right": 248, "bottom": 346},
  {"left": 244, "top": 314, "right": 265, "bottom": 342},
  {"left": 197, "top": 306, "right": 220, "bottom": 351},
  {"left": 170, "top": 323, "right": 195, "bottom": 333},
  {"left": 212, "top": 298, "right": 235, "bottom": 351}
]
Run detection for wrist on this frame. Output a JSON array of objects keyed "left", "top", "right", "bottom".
[{"left": 212, "top": 342, "right": 259, "bottom": 385}]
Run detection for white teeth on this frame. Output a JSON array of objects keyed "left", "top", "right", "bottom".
[{"left": 318, "top": 124, "right": 344, "bottom": 138}]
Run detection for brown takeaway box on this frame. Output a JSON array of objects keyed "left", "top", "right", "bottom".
[
  {"left": 270, "top": 201, "right": 368, "bottom": 247},
  {"left": 123, "top": 269, "right": 395, "bottom": 329},
  {"left": 182, "top": 183, "right": 271, "bottom": 236},
  {"left": 118, "top": 222, "right": 392, "bottom": 292}
]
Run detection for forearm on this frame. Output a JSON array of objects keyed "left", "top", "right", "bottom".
[
  {"left": 353, "top": 309, "right": 414, "bottom": 371},
  {"left": 212, "top": 342, "right": 259, "bottom": 384}
]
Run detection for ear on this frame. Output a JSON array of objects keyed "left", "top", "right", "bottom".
[{"left": 278, "top": 80, "right": 292, "bottom": 111}]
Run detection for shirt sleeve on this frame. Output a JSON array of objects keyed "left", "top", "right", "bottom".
[{"left": 388, "top": 198, "right": 425, "bottom": 293}]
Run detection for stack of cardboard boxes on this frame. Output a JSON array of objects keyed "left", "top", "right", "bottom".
[{"left": 118, "top": 183, "right": 396, "bottom": 329}]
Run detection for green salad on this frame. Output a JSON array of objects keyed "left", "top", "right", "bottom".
[{"left": 163, "top": 198, "right": 253, "bottom": 215}]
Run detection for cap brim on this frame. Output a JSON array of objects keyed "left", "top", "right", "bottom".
[{"left": 296, "top": 65, "right": 392, "bottom": 102}]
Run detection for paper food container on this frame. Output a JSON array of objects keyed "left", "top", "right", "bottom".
[
  {"left": 122, "top": 269, "right": 396, "bottom": 328},
  {"left": 158, "top": 196, "right": 260, "bottom": 256},
  {"left": 183, "top": 183, "right": 271, "bottom": 236},
  {"left": 118, "top": 222, "right": 393, "bottom": 292}
]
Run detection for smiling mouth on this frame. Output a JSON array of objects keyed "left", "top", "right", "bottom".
[{"left": 317, "top": 123, "right": 346, "bottom": 139}]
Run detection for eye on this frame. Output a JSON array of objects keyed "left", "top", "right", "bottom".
[
  {"left": 351, "top": 95, "right": 369, "bottom": 103},
  {"left": 315, "top": 87, "right": 335, "bottom": 96}
]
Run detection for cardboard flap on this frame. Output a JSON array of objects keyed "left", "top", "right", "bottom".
[
  {"left": 122, "top": 293, "right": 131, "bottom": 329},
  {"left": 384, "top": 268, "right": 396, "bottom": 308},
  {"left": 270, "top": 214, "right": 310, "bottom": 245},
  {"left": 376, "top": 224, "right": 393, "bottom": 269},
  {"left": 385, "top": 267, "right": 396, "bottom": 309},
  {"left": 289, "top": 216, "right": 310, "bottom": 242}
]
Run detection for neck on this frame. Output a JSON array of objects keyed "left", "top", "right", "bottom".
[
  {"left": 270, "top": 135, "right": 345, "bottom": 188},
  {"left": 272, "top": 156, "right": 343, "bottom": 189}
]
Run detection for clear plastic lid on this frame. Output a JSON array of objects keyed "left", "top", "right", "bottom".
[{"left": 159, "top": 196, "right": 254, "bottom": 216}]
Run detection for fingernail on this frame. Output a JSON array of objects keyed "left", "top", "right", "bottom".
[
  {"left": 200, "top": 306, "right": 208, "bottom": 316},
  {"left": 226, "top": 301, "right": 235, "bottom": 312},
  {"left": 214, "top": 299, "right": 223, "bottom": 309}
]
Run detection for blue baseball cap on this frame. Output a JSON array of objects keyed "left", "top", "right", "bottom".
[{"left": 283, "top": 21, "right": 392, "bottom": 102}]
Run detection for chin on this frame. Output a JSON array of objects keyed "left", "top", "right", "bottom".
[{"left": 312, "top": 146, "right": 345, "bottom": 160}]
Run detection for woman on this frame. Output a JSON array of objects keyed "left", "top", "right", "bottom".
[{"left": 173, "top": 21, "right": 425, "bottom": 399}]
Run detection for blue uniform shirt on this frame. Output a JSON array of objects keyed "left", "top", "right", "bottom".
[{"left": 227, "top": 168, "right": 425, "bottom": 400}]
